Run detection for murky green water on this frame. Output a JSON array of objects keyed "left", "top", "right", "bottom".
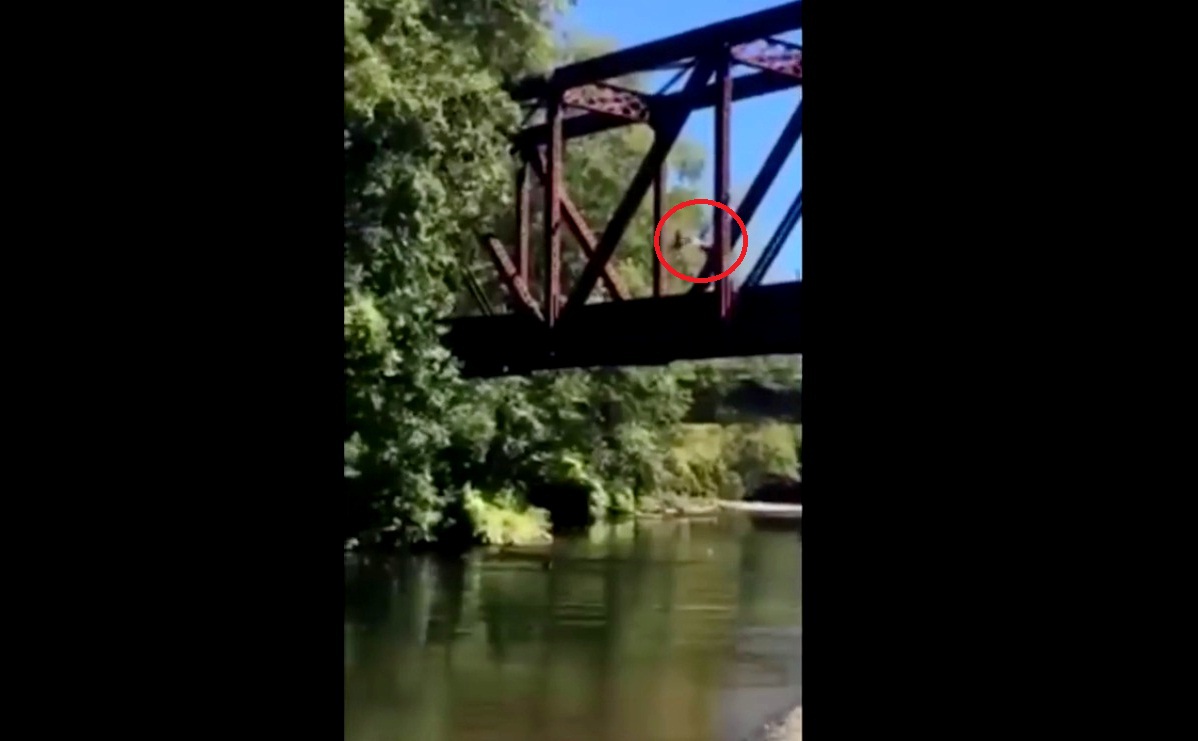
[{"left": 345, "top": 515, "right": 801, "bottom": 741}]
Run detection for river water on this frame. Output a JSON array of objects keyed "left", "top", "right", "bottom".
[{"left": 345, "top": 515, "right": 801, "bottom": 741}]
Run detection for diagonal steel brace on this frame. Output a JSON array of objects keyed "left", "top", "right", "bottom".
[
  {"left": 525, "top": 149, "right": 628, "bottom": 301},
  {"left": 743, "top": 189, "right": 801, "bottom": 288},
  {"left": 512, "top": 68, "right": 798, "bottom": 151},
  {"left": 480, "top": 234, "right": 543, "bottom": 320},
  {"left": 560, "top": 56, "right": 718, "bottom": 320},
  {"left": 690, "top": 99, "right": 802, "bottom": 291}
]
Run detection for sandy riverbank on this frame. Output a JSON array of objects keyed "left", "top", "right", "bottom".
[
  {"left": 716, "top": 501, "right": 802, "bottom": 517},
  {"left": 636, "top": 497, "right": 802, "bottom": 520}
]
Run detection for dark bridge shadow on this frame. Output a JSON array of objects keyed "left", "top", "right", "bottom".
[{"left": 444, "top": 281, "right": 801, "bottom": 377}]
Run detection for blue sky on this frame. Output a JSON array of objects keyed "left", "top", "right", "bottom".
[{"left": 560, "top": 0, "right": 802, "bottom": 284}]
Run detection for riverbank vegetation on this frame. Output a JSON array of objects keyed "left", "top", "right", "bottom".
[{"left": 345, "top": 0, "right": 800, "bottom": 551}]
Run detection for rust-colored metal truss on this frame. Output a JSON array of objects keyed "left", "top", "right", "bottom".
[
  {"left": 690, "top": 99, "right": 802, "bottom": 289},
  {"left": 475, "top": 0, "right": 802, "bottom": 335},
  {"left": 562, "top": 82, "right": 651, "bottom": 122},
  {"left": 733, "top": 40, "right": 803, "bottom": 80}
]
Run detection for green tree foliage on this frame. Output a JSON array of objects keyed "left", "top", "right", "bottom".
[
  {"left": 721, "top": 422, "right": 800, "bottom": 493},
  {"left": 344, "top": 0, "right": 558, "bottom": 545},
  {"left": 453, "top": 368, "right": 693, "bottom": 524},
  {"left": 662, "top": 421, "right": 800, "bottom": 501}
]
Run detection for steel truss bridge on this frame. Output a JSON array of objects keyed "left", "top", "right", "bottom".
[{"left": 445, "top": 1, "right": 803, "bottom": 378}]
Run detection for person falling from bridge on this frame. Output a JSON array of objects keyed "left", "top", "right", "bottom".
[{"left": 672, "top": 229, "right": 718, "bottom": 273}]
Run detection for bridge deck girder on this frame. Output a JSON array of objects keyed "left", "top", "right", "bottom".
[{"left": 445, "top": 282, "right": 801, "bottom": 378}]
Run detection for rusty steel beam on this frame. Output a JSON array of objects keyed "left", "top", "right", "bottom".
[
  {"left": 463, "top": 268, "right": 494, "bottom": 316},
  {"left": 526, "top": 150, "right": 628, "bottom": 301},
  {"left": 515, "top": 160, "right": 530, "bottom": 287},
  {"left": 653, "top": 162, "right": 666, "bottom": 297},
  {"left": 562, "top": 83, "right": 650, "bottom": 122},
  {"left": 691, "top": 99, "right": 802, "bottom": 290},
  {"left": 656, "top": 62, "right": 694, "bottom": 95},
  {"left": 544, "top": 98, "right": 562, "bottom": 326},
  {"left": 443, "top": 282, "right": 803, "bottom": 377},
  {"left": 560, "top": 57, "right": 718, "bottom": 321},
  {"left": 506, "top": 2, "right": 802, "bottom": 100},
  {"left": 672, "top": 63, "right": 800, "bottom": 107},
  {"left": 513, "top": 65, "right": 799, "bottom": 150},
  {"left": 764, "top": 36, "right": 803, "bottom": 51},
  {"left": 714, "top": 54, "right": 734, "bottom": 318},
  {"left": 481, "top": 235, "right": 542, "bottom": 320},
  {"left": 732, "top": 43, "right": 802, "bottom": 81}
]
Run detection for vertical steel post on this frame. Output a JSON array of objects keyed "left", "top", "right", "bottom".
[
  {"left": 544, "top": 96, "right": 562, "bottom": 326},
  {"left": 516, "top": 158, "right": 530, "bottom": 288},
  {"left": 561, "top": 57, "right": 716, "bottom": 317},
  {"left": 690, "top": 100, "right": 802, "bottom": 292},
  {"left": 653, "top": 162, "right": 666, "bottom": 297},
  {"left": 714, "top": 50, "right": 733, "bottom": 318}
]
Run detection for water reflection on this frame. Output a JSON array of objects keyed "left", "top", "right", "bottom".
[{"left": 345, "top": 516, "right": 801, "bottom": 741}]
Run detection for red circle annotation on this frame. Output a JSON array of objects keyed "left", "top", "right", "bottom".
[{"left": 652, "top": 199, "right": 748, "bottom": 284}]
